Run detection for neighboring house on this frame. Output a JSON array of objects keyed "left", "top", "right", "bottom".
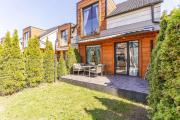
[
  {"left": 57, "top": 23, "right": 78, "bottom": 59},
  {"left": 77, "top": 0, "right": 163, "bottom": 78},
  {"left": 39, "top": 26, "right": 58, "bottom": 50},
  {"left": 22, "top": 26, "right": 45, "bottom": 49},
  {"left": 22, "top": 23, "right": 78, "bottom": 59}
]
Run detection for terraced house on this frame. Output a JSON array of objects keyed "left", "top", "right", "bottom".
[
  {"left": 77, "top": 0, "right": 163, "bottom": 78},
  {"left": 22, "top": 23, "right": 78, "bottom": 59}
]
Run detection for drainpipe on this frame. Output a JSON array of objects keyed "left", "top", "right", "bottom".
[{"left": 151, "top": 5, "right": 160, "bottom": 23}]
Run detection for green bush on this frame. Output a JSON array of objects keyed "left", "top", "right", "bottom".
[
  {"left": 74, "top": 48, "right": 81, "bottom": 63},
  {"left": 24, "top": 37, "right": 44, "bottom": 87},
  {"left": 147, "top": 12, "right": 169, "bottom": 117},
  {"left": 0, "top": 30, "right": 25, "bottom": 95},
  {"left": 153, "top": 8, "right": 180, "bottom": 120},
  {"left": 148, "top": 9, "right": 180, "bottom": 120},
  {"left": 58, "top": 54, "right": 67, "bottom": 78},
  {"left": 66, "top": 46, "right": 77, "bottom": 73},
  {"left": 43, "top": 39, "right": 55, "bottom": 83}
]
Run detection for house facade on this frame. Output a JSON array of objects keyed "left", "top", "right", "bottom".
[
  {"left": 77, "top": 0, "right": 163, "bottom": 78},
  {"left": 57, "top": 23, "right": 78, "bottom": 59},
  {"left": 22, "top": 23, "right": 78, "bottom": 58}
]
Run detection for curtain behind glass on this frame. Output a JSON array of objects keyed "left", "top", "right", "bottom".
[
  {"left": 86, "top": 46, "right": 101, "bottom": 65},
  {"left": 83, "top": 8, "right": 91, "bottom": 36},
  {"left": 129, "top": 42, "right": 138, "bottom": 76},
  {"left": 95, "top": 46, "right": 100, "bottom": 64},
  {"left": 92, "top": 4, "right": 99, "bottom": 34}
]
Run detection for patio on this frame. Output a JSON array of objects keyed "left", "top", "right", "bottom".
[{"left": 61, "top": 75, "right": 149, "bottom": 104}]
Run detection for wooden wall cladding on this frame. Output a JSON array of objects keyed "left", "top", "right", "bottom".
[
  {"left": 58, "top": 23, "right": 72, "bottom": 47},
  {"left": 77, "top": 0, "right": 106, "bottom": 38},
  {"left": 78, "top": 32, "right": 158, "bottom": 78}
]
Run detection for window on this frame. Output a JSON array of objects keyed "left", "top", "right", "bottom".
[
  {"left": 83, "top": 3, "right": 99, "bottom": 36},
  {"left": 24, "top": 32, "right": 29, "bottom": 48},
  {"left": 61, "top": 30, "right": 68, "bottom": 46},
  {"left": 86, "top": 45, "right": 101, "bottom": 65}
]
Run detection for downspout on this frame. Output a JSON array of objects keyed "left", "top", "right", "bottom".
[{"left": 151, "top": 5, "right": 160, "bottom": 23}]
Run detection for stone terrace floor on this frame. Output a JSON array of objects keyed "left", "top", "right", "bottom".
[{"left": 62, "top": 75, "right": 149, "bottom": 94}]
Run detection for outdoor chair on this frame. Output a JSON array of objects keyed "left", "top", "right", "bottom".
[
  {"left": 73, "top": 63, "right": 85, "bottom": 75},
  {"left": 89, "top": 64, "right": 105, "bottom": 77}
]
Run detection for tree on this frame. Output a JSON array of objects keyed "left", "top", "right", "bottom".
[
  {"left": 0, "top": 44, "right": 2, "bottom": 55},
  {"left": 0, "top": 41, "right": 4, "bottom": 82},
  {"left": 74, "top": 48, "right": 81, "bottom": 63},
  {"left": 43, "top": 39, "right": 55, "bottom": 83},
  {"left": 10, "top": 30, "right": 25, "bottom": 89},
  {"left": 24, "top": 37, "right": 44, "bottom": 87},
  {"left": 153, "top": 8, "right": 180, "bottom": 120},
  {"left": 147, "top": 11, "right": 169, "bottom": 117},
  {"left": 0, "top": 32, "right": 15, "bottom": 95},
  {"left": 58, "top": 53, "right": 67, "bottom": 78},
  {"left": 148, "top": 8, "right": 180, "bottom": 119},
  {"left": 66, "top": 46, "right": 77, "bottom": 73}
]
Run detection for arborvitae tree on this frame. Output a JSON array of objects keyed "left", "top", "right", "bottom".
[
  {"left": 0, "top": 43, "right": 3, "bottom": 77},
  {"left": 24, "top": 37, "right": 44, "bottom": 87},
  {"left": 10, "top": 30, "right": 25, "bottom": 89},
  {"left": 147, "top": 12, "right": 169, "bottom": 117},
  {"left": 74, "top": 48, "right": 81, "bottom": 63},
  {"left": 153, "top": 8, "right": 180, "bottom": 120},
  {"left": 66, "top": 46, "right": 77, "bottom": 73},
  {"left": 58, "top": 53, "right": 67, "bottom": 78},
  {"left": 0, "top": 32, "right": 15, "bottom": 95},
  {"left": 43, "top": 39, "right": 55, "bottom": 83},
  {"left": 0, "top": 44, "right": 2, "bottom": 54}
]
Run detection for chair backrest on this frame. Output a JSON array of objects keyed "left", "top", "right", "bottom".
[
  {"left": 73, "top": 64, "right": 80, "bottom": 69},
  {"left": 96, "top": 64, "right": 104, "bottom": 73}
]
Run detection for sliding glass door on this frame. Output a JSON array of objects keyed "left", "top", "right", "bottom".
[
  {"left": 115, "top": 41, "right": 139, "bottom": 76},
  {"left": 115, "top": 43, "right": 128, "bottom": 75},
  {"left": 86, "top": 45, "right": 101, "bottom": 65}
]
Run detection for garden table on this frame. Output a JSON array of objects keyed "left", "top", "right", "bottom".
[{"left": 82, "top": 65, "right": 96, "bottom": 77}]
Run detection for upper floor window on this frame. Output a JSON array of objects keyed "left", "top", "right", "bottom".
[
  {"left": 61, "top": 30, "right": 68, "bottom": 46},
  {"left": 24, "top": 32, "right": 29, "bottom": 48},
  {"left": 83, "top": 3, "right": 99, "bottom": 36}
]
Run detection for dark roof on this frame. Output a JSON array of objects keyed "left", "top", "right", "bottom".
[
  {"left": 108, "top": 0, "right": 163, "bottom": 17},
  {"left": 79, "top": 20, "right": 159, "bottom": 42},
  {"left": 100, "top": 20, "right": 159, "bottom": 37},
  {"left": 39, "top": 26, "right": 58, "bottom": 38}
]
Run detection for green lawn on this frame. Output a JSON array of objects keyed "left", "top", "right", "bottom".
[{"left": 0, "top": 82, "right": 149, "bottom": 120}]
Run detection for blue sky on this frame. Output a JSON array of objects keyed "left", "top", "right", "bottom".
[{"left": 0, "top": 0, "right": 179, "bottom": 38}]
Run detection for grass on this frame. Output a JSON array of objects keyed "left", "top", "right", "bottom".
[{"left": 0, "top": 82, "right": 149, "bottom": 120}]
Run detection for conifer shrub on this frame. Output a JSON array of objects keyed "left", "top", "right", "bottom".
[
  {"left": 66, "top": 46, "right": 77, "bottom": 73},
  {"left": 10, "top": 30, "right": 25, "bottom": 89},
  {"left": 24, "top": 37, "right": 44, "bottom": 87},
  {"left": 153, "top": 8, "right": 180, "bottom": 120},
  {"left": 147, "top": 12, "right": 169, "bottom": 117},
  {"left": 148, "top": 9, "right": 180, "bottom": 119},
  {"left": 43, "top": 39, "right": 55, "bottom": 83},
  {"left": 58, "top": 53, "right": 67, "bottom": 78},
  {"left": 0, "top": 30, "right": 25, "bottom": 95},
  {"left": 74, "top": 48, "right": 81, "bottom": 63}
]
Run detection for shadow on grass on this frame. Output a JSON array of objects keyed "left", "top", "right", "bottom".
[{"left": 85, "top": 96, "right": 149, "bottom": 120}]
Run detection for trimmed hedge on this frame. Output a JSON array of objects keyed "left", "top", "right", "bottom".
[
  {"left": 0, "top": 30, "right": 25, "bottom": 95},
  {"left": 43, "top": 39, "right": 55, "bottom": 83},
  {"left": 24, "top": 37, "right": 44, "bottom": 87},
  {"left": 148, "top": 9, "right": 180, "bottom": 120},
  {"left": 58, "top": 54, "right": 67, "bottom": 78},
  {"left": 66, "top": 46, "right": 77, "bottom": 73}
]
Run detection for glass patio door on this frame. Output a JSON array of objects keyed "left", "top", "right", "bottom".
[
  {"left": 86, "top": 45, "right": 101, "bottom": 65},
  {"left": 115, "top": 41, "right": 139, "bottom": 76},
  {"left": 115, "top": 43, "right": 128, "bottom": 75}
]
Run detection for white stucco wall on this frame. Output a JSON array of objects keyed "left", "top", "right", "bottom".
[
  {"left": 107, "top": 4, "right": 161, "bottom": 29},
  {"left": 40, "top": 30, "right": 58, "bottom": 50}
]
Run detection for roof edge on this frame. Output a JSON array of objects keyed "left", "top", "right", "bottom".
[{"left": 107, "top": 0, "right": 163, "bottom": 18}]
